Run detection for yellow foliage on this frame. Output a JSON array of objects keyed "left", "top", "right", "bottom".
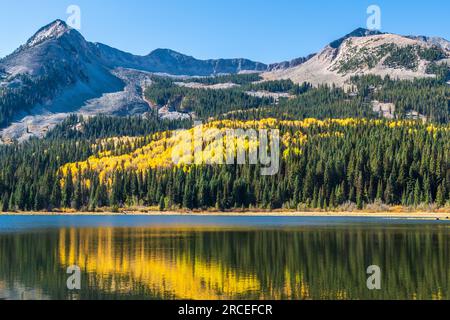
[{"left": 59, "top": 118, "right": 448, "bottom": 187}]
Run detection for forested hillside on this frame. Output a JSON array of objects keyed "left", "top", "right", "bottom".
[
  {"left": 0, "top": 113, "right": 448, "bottom": 212},
  {"left": 144, "top": 72, "right": 449, "bottom": 122},
  {"left": 0, "top": 67, "right": 449, "bottom": 212}
]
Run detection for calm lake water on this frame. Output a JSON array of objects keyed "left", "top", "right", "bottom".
[{"left": 0, "top": 215, "right": 448, "bottom": 300}]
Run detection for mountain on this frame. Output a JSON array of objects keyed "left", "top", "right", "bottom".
[
  {"left": 266, "top": 28, "right": 384, "bottom": 73},
  {"left": 0, "top": 20, "right": 266, "bottom": 142},
  {"left": 1, "top": 20, "right": 113, "bottom": 79},
  {"left": 0, "top": 20, "right": 127, "bottom": 140},
  {"left": 92, "top": 45, "right": 267, "bottom": 76},
  {"left": 1, "top": 20, "right": 267, "bottom": 77},
  {"left": 329, "top": 27, "right": 384, "bottom": 49},
  {"left": 1, "top": 21, "right": 449, "bottom": 143},
  {"left": 267, "top": 54, "right": 316, "bottom": 71},
  {"left": 263, "top": 28, "right": 450, "bottom": 86}
]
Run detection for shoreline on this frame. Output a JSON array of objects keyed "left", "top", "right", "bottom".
[{"left": 2, "top": 211, "right": 450, "bottom": 220}]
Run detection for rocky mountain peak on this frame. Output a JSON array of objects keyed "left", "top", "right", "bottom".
[
  {"left": 329, "top": 27, "right": 384, "bottom": 49},
  {"left": 26, "top": 19, "right": 72, "bottom": 47}
]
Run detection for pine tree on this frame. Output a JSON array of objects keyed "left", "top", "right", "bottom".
[
  {"left": 62, "top": 170, "right": 73, "bottom": 208},
  {"left": 436, "top": 183, "right": 445, "bottom": 207},
  {"left": 50, "top": 179, "right": 62, "bottom": 209},
  {"left": 159, "top": 196, "right": 165, "bottom": 211},
  {"left": 413, "top": 180, "right": 421, "bottom": 206},
  {"left": 72, "top": 179, "right": 82, "bottom": 210}
]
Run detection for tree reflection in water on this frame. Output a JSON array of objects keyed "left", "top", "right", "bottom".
[{"left": 0, "top": 224, "right": 448, "bottom": 300}]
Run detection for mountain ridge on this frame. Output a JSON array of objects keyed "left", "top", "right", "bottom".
[
  {"left": 263, "top": 29, "right": 450, "bottom": 86},
  {"left": 1, "top": 20, "right": 268, "bottom": 77},
  {"left": 1, "top": 21, "right": 449, "bottom": 143},
  {"left": 0, "top": 20, "right": 269, "bottom": 142}
]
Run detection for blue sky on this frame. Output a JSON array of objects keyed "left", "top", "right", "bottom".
[{"left": 1, "top": 0, "right": 449, "bottom": 63}]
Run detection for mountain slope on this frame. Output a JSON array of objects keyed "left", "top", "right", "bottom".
[
  {"left": 407, "top": 35, "right": 450, "bottom": 51},
  {"left": 329, "top": 27, "right": 384, "bottom": 49},
  {"left": 92, "top": 45, "right": 267, "bottom": 76},
  {"left": 1, "top": 21, "right": 449, "bottom": 143},
  {"left": 267, "top": 54, "right": 316, "bottom": 71},
  {"left": 265, "top": 29, "right": 384, "bottom": 73},
  {"left": 263, "top": 29, "right": 450, "bottom": 86},
  {"left": 0, "top": 20, "right": 125, "bottom": 134},
  {"left": 0, "top": 20, "right": 267, "bottom": 142}
]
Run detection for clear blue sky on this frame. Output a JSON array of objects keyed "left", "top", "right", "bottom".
[{"left": 1, "top": 0, "right": 449, "bottom": 63}]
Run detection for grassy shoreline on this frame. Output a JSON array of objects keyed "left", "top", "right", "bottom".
[{"left": 2, "top": 210, "right": 450, "bottom": 220}]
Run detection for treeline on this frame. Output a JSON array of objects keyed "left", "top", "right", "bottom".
[
  {"left": 351, "top": 75, "right": 450, "bottom": 123},
  {"left": 222, "top": 85, "right": 376, "bottom": 121},
  {"left": 245, "top": 80, "right": 311, "bottom": 95},
  {"left": 383, "top": 45, "right": 447, "bottom": 71},
  {"left": 0, "top": 114, "right": 189, "bottom": 211},
  {"left": 146, "top": 72, "right": 450, "bottom": 124},
  {"left": 144, "top": 77, "right": 273, "bottom": 119},
  {"left": 183, "top": 73, "right": 262, "bottom": 85},
  {"left": 2, "top": 119, "right": 448, "bottom": 212},
  {"left": 146, "top": 77, "right": 378, "bottom": 122},
  {"left": 64, "top": 122, "right": 450, "bottom": 211},
  {"left": 47, "top": 113, "right": 191, "bottom": 140}
]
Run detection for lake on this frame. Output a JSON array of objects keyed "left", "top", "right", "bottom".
[{"left": 0, "top": 215, "right": 448, "bottom": 300}]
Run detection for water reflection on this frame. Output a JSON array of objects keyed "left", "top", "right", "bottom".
[{"left": 0, "top": 224, "right": 449, "bottom": 300}]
